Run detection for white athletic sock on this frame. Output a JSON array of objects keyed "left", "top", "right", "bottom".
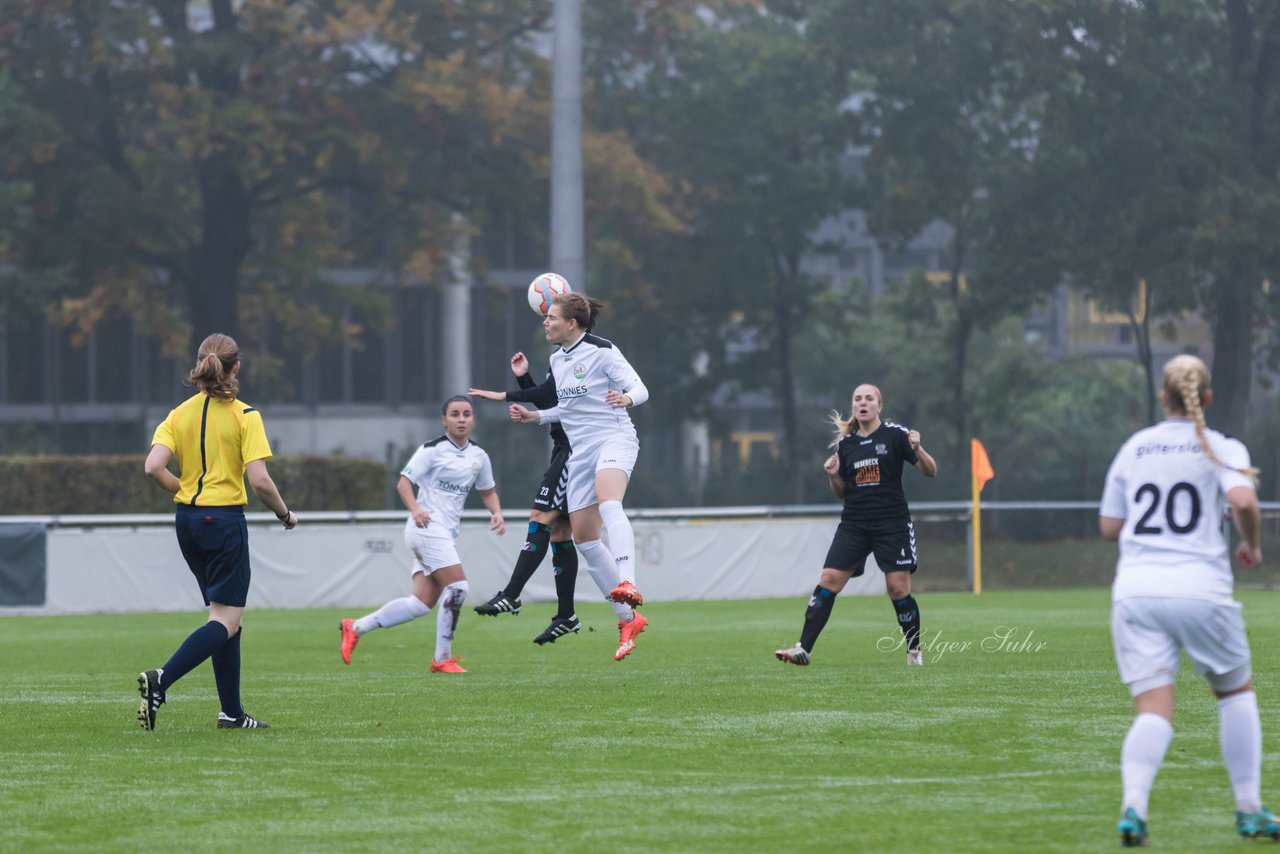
[
  {"left": 598, "top": 500, "right": 637, "bottom": 586},
  {"left": 576, "top": 539, "right": 633, "bottom": 620},
  {"left": 434, "top": 580, "right": 469, "bottom": 662},
  {"left": 354, "top": 595, "right": 430, "bottom": 635},
  {"left": 1121, "top": 712, "right": 1173, "bottom": 819},
  {"left": 1220, "top": 691, "right": 1263, "bottom": 813}
]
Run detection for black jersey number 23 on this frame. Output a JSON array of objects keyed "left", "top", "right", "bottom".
[{"left": 1133, "top": 482, "right": 1202, "bottom": 535}]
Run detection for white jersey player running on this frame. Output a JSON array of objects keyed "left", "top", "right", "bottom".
[
  {"left": 507, "top": 292, "right": 651, "bottom": 661},
  {"left": 338, "top": 396, "right": 505, "bottom": 673},
  {"left": 1100, "top": 355, "right": 1275, "bottom": 846}
]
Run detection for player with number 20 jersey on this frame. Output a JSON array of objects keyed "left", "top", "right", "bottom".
[
  {"left": 1099, "top": 355, "right": 1274, "bottom": 847},
  {"left": 1101, "top": 419, "right": 1253, "bottom": 603}
]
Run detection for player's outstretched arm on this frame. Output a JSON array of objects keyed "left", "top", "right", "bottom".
[{"left": 507, "top": 373, "right": 557, "bottom": 408}]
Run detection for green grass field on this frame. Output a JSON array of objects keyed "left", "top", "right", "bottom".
[{"left": 5, "top": 590, "right": 1280, "bottom": 852}]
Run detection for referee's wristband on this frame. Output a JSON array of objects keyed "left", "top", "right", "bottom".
[{"left": 276, "top": 508, "right": 290, "bottom": 520}]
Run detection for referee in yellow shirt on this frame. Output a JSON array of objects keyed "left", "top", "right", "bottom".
[{"left": 137, "top": 333, "right": 298, "bottom": 731}]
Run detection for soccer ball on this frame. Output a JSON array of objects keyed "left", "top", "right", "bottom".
[{"left": 527, "top": 272, "right": 571, "bottom": 316}]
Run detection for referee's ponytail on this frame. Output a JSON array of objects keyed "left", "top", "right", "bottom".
[{"left": 189, "top": 333, "right": 241, "bottom": 400}]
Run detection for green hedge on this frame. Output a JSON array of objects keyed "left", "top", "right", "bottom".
[{"left": 0, "top": 455, "right": 387, "bottom": 515}]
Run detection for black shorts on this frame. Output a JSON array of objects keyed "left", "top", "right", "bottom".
[
  {"left": 531, "top": 443, "right": 570, "bottom": 516},
  {"left": 822, "top": 519, "right": 918, "bottom": 576},
  {"left": 175, "top": 504, "right": 251, "bottom": 607}
]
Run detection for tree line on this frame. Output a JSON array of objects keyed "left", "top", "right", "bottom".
[{"left": 0, "top": 0, "right": 1276, "bottom": 505}]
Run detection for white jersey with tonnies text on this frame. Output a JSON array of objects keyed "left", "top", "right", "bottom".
[
  {"left": 548, "top": 333, "right": 643, "bottom": 447},
  {"left": 1100, "top": 418, "right": 1253, "bottom": 602},
  {"left": 400, "top": 435, "right": 495, "bottom": 539}
]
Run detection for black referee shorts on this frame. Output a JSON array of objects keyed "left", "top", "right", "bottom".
[
  {"left": 531, "top": 442, "right": 570, "bottom": 517},
  {"left": 175, "top": 504, "right": 251, "bottom": 607},
  {"left": 822, "top": 518, "right": 918, "bottom": 575}
]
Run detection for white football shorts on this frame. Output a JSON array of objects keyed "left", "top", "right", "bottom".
[
  {"left": 403, "top": 520, "right": 462, "bottom": 576},
  {"left": 565, "top": 434, "right": 639, "bottom": 513},
  {"left": 1112, "top": 596, "right": 1251, "bottom": 695}
]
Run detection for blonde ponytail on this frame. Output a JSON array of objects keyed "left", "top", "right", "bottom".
[{"left": 828, "top": 409, "right": 856, "bottom": 447}]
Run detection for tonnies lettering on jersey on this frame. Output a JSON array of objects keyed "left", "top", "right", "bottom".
[{"left": 546, "top": 333, "right": 642, "bottom": 446}]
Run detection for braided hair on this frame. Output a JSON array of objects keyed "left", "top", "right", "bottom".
[{"left": 1162, "top": 355, "right": 1259, "bottom": 485}]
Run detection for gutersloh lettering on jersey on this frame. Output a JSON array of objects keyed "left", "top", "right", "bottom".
[
  {"left": 1101, "top": 419, "right": 1254, "bottom": 602},
  {"left": 529, "top": 333, "right": 644, "bottom": 447},
  {"left": 836, "top": 422, "right": 918, "bottom": 524},
  {"left": 400, "top": 435, "right": 496, "bottom": 539}
]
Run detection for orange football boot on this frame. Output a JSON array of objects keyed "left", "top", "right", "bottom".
[
  {"left": 339, "top": 618, "right": 360, "bottom": 665},
  {"left": 614, "top": 611, "right": 648, "bottom": 661},
  {"left": 608, "top": 580, "right": 644, "bottom": 608},
  {"left": 430, "top": 657, "right": 468, "bottom": 673}
]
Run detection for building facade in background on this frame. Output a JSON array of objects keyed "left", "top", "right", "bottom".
[{"left": 0, "top": 219, "right": 1221, "bottom": 505}]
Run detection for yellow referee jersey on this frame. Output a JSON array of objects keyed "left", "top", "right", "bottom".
[{"left": 151, "top": 393, "right": 274, "bottom": 506}]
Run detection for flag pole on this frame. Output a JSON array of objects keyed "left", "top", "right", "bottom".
[
  {"left": 969, "top": 438, "right": 993, "bottom": 595},
  {"left": 971, "top": 464, "right": 982, "bottom": 595}
]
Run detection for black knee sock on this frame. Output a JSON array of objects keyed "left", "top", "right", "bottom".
[
  {"left": 893, "top": 594, "right": 921, "bottom": 651},
  {"left": 160, "top": 620, "right": 230, "bottom": 690},
  {"left": 212, "top": 627, "right": 242, "bottom": 719},
  {"left": 504, "top": 522, "right": 552, "bottom": 599},
  {"left": 799, "top": 586, "right": 837, "bottom": 652},
  {"left": 551, "top": 540, "right": 578, "bottom": 619}
]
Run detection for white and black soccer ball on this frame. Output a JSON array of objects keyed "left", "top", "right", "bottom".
[{"left": 527, "top": 272, "right": 572, "bottom": 316}]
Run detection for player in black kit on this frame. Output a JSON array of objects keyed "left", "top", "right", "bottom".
[
  {"left": 776, "top": 383, "right": 937, "bottom": 667},
  {"left": 469, "top": 351, "right": 581, "bottom": 646}
]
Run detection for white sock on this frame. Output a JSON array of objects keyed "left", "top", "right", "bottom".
[
  {"left": 434, "top": 580, "right": 469, "bottom": 662},
  {"left": 354, "top": 595, "right": 430, "bottom": 635},
  {"left": 1220, "top": 691, "right": 1263, "bottom": 813},
  {"left": 1121, "top": 712, "right": 1173, "bottom": 819},
  {"left": 599, "top": 500, "right": 637, "bottom": 586},
  {"left": 576, "top": 539, "right": 633, "bottom": 620}
]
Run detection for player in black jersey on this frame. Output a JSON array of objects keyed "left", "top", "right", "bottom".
[
  {"left": 776, "top": 383, "right": 937, "bottom": 667},
  {"left": 469, "top": 351, "right": 581, "bottom": 646}
]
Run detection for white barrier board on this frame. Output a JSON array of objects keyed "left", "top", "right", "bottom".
[{"left": 4, "top": 516, "right": 887, "bottom": 615}]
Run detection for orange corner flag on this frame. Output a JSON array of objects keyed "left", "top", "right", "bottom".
[{"left": 971, "top": 438, "right": 994, "bottom": 492}]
